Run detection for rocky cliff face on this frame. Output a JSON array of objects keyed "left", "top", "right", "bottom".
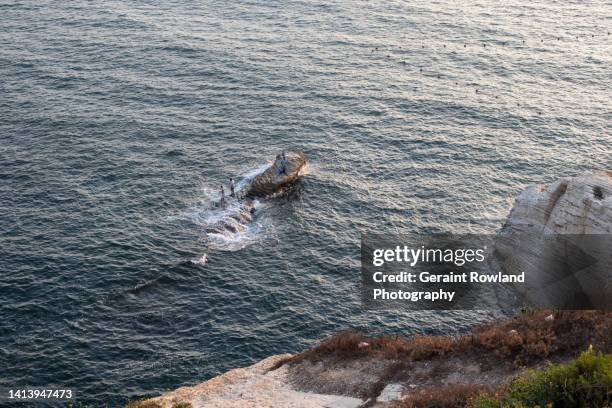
[
  {"left": 497, "top": 171, "right": 612, "bottom": 309},
  {"left": 501, "top": 171, "right": 612, "bottom": 234}
]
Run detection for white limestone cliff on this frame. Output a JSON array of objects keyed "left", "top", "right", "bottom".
[
  {"left": 497, "top": 171, "right": 612, "bottom": 309},
  {"left": 502, "top": 171, "right": 612, "bottom": 234},
  {"left": 146, "top": 354, "right": 364, "bottom": 408}
]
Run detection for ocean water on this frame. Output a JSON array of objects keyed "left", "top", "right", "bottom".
[{"left": 1, "top": 0, "right": 610, "bottom": 405}]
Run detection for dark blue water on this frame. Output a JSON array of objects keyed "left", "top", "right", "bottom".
[{"left": 1, "top": 1, "right": 610, "bottom": 406}]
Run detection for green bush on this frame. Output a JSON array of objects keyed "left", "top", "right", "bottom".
[{"left": 469, "top": 349, "right": 611, "bottom": 408}]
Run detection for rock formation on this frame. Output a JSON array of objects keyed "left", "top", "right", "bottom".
[
  {"left": 496, "top": 171, "right": 612, "bottom": 309},
  {"left": 245, "top": 151, "right": 307, "bottom": 198},
  {"left": 146, "top": 354, "right": 363, "bottom": 408},
  {"left": 501, "top": 171, "right": 612, "bottom": 234},
  {"left": 205, "top": 151, "right": 306, "bottom": 237}
]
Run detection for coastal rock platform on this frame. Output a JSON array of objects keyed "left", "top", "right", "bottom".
[{"left": 147, "top": 354, "right": 364, "bottom": 408}]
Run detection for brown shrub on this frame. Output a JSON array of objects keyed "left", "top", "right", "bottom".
[
  {"left": 268, "top": 330, "right": 367, "bottom": 369},
  {"left": 271, "top": 311, "right": 611, "bottom": 372},
  {"left": 369, "top": 335, "right": 412, "bottom": 359},
  {"left": 125, "top": 400, "right": 162, "bottom": 408},
  {"left": 403, "top": 335, "right": 456, "bottom": 360},
  {"left": 468, "top": 310, "right": 610, "bottom": 365},
  {"left": 171, "top": 403, "right": 192, "bottom": 408},
  {"left": 394, "top": 384, "right": 494, "bottom": 408},
  {"left": 271, "top": 331, "right": 463, "bottom": 370}
]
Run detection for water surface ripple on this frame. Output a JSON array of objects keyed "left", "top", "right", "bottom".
[{"left": 1, "top": 0, "right": 610, "bottom": 405}]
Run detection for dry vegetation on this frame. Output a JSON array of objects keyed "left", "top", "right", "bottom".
[
  {"left": 125, "top": 401, "right": 163, "bottom": 408},
  {"left": 394, "top": 384, "right": 497, "bottom": 408},
  {"left": 271, "top": 310, "right": 611, "bottom": 405},
  {"left": 125, "top": 401, "right": 192, "bottom": 408},
  {"left": 394, "top": 350, "right": 612, "bottom": 408},
  {"left": 272, "top": 310, "right": 611, "bottom": 370}
]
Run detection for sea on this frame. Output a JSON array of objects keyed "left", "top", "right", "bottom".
[{"left": 0, "top": 0, "right": 610, "bottom": 405}]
